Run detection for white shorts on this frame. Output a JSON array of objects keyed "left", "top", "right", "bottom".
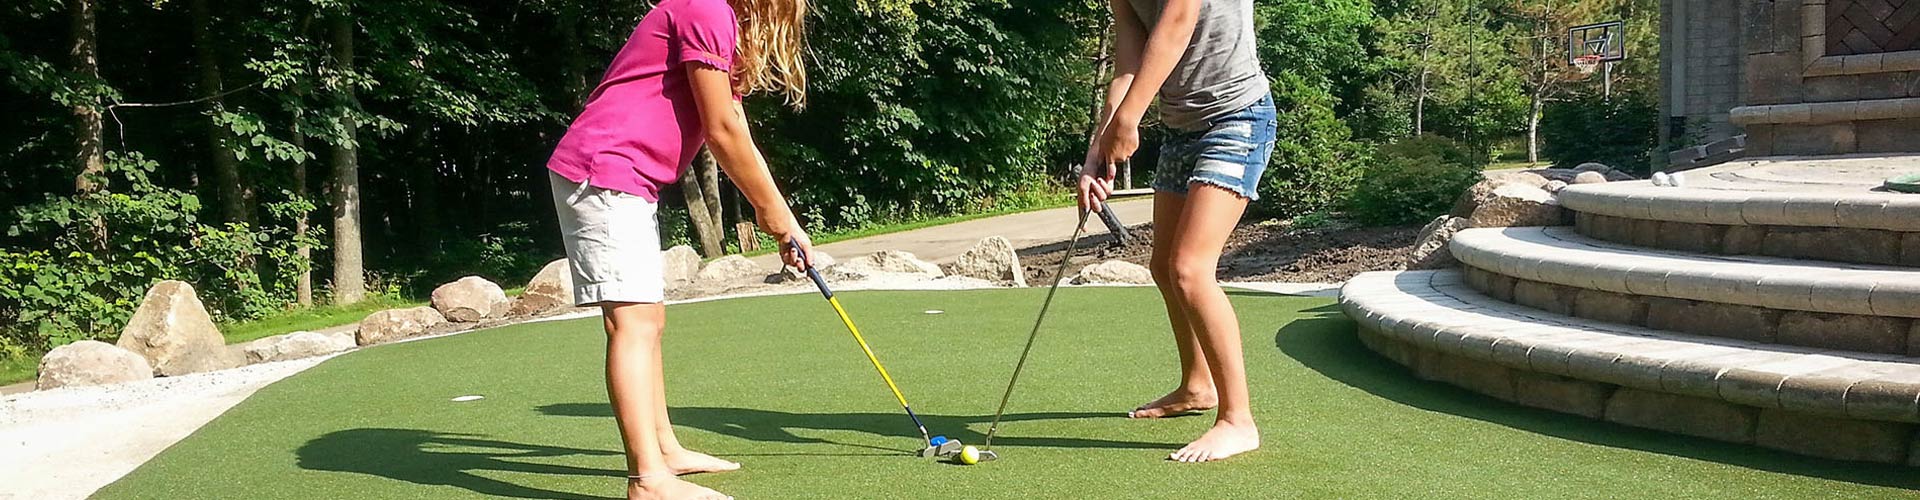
[{"left": 549, "top": 172, "right": 665, "bottom": 305}]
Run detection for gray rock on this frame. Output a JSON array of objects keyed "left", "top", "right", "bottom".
[
  {"left": 950, "top": 236, "right": 1027, "bottom": 286},
  {"left": 1573, "top": 162, "right": 1612, "bottom": 173},
  {"left": 1072, "top": 260, "right": 1153, "bottom": 284},
  {"left": 773, "top": 250, "right": 836, "bottom": 283},
  {"left": 1544, "top": 180, "right": 1570, "bottom": 193},
  {"left": 662, "top": 245, "right": 702, "bottom": 290},
  {"left": 357, "top": 307, "right": 447, "bottom": 345},
  {"left": 508, "top": 259, "right": 573, "bottom": 317},
  {"left": 826, "top": 250, "right": 944, "bottom": 281},
  {"left": 1467, "top": 183, "right": 1564, "bottom": 228},
  {"left": 1452, "top": 174, "right": 1547, "bottom": 217},
  {"left": 1604, "top": 170, "right": 1637, "bottom": 181},
  {"left": 1405, "top": 216, "right": 1467, "bottom": 270},
  {"left": 240, "top": 331, "right": 356, "bottom": 363},
  {"left": 432, "top": 276, "right": 511, "bottom": 322},
  {"left": 115, "top": 280, "right": 244, "bottom": 376},
  {"left": 1572, "top": 171, "right": 1609, "bottom": 184},
  {"left": 696, "top": 255, "right": 766, "bottom": 287},
  {"left": 36, "top": 340, "right": 153, "bottom": 390},
  {"left": 1526, "top": 169, "right": 1583, "bottom": 184}
]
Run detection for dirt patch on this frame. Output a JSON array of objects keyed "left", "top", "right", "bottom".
[{"left": 1017, "top": 220, "right": 1420, "bottom": 284}]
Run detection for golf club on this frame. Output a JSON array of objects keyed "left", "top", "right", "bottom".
[
  {"left": 792, "top": 246, "right": 957, "bottom": 458},
  {"left": 973, "top": 208, "right": 1097, "bottom": 464}
]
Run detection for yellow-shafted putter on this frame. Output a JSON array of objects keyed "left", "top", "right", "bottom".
[{"left": 793, "top": 247, "right": 961, "bottom": 459}]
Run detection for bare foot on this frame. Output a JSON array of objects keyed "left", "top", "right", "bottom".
[
  {"left": 1169, "top": 420, "right": 1259, "bottom": 463},
  {"left": 628, "top": 475, "right": 731, "bottom": 500},
  {"left": 665, "top": 449, "right": 741, "bottom": 475},
  {"left": 1127, "top": 389, "right": 1217, "bottom": 419}
]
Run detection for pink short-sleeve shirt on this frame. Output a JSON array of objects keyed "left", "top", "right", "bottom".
[{"left": 546, "top": 0, "right": 739, "bottom": 202}]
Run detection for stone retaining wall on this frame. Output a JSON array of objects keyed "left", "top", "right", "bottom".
[
  {"left": 1574, "top": 212, "right": 1920, "bottom": 267},
  {"left": 1460, "top": 265, "right": 1920, "bottom": 356},
  {"left": 1356, "top": 326, "right": 1920, "bottom": 464}
]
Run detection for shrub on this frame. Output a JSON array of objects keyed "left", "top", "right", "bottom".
[
  {"left": 0, "top": 153, "right": 316, "bottom": 351},
  {"left": 1254, "top": 73, "right": 1370, "bottom": 218},
  {"left": 1540, "top": 91, "right": 1659, "bottom": 175},
  {"left": 1345, "top": 135, "right": 1485, "bottom": 226}
]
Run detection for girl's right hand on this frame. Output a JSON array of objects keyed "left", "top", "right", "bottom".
[
  {"left": 1077, "top": 166, "right": 1113, "bottom": 214},
  {"left": 762, "top": 216, "right": 814, "bottom": 270}
]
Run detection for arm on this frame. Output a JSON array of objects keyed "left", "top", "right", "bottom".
[
  {"left": 1080, "top": 0, "right": 1202, "bottom": 212},
  {"left": 687, "top": 64, "right": 814, "bottom": 268}
]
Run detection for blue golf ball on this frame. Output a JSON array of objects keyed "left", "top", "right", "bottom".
[{"left": 930, "top": 436, "right": 949, "bottom": 446}]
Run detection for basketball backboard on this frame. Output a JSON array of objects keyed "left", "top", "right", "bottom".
[{"left": 1567, "top": 21, "right": 1627, "bottom": 64}]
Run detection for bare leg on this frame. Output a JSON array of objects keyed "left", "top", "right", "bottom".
[
  {"left": 648, "top": 317, "right": 739, "bottom": 475},
  {"left": 1162, "top": 185, "right": 1259, "bottom": 463},
  {"left": 602, "top": 304, "right": 729, "bottom": 499},
  {"left": 1130, "top": 191, "right": 1218, "bottom": 419}
]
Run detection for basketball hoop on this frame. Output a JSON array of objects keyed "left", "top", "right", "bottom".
[{"left": 1572, "top": 55, "right": 1603, "bottom": 76}]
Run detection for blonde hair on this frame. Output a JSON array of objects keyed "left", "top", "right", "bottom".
[{"left": 729, "top": 0, "right": 809, "bottom": 107}]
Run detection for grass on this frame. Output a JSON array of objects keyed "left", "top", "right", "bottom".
[
  {"left": 0, "top": 351, "right": 40, "bottom": 387},
  {"left": 741, "top": 193, "right": 1076, "bottom": 257},
  {"left": 95, "top": 288, "right": 1916, "bottom": 499},
  {"left": 1485, "top": 160, "right": 1550, "bottom": 171},
  {"left": 219, "top": 294, "right": 427, "bottom": 345}
]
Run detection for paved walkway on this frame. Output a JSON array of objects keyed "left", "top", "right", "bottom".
[{"left": 748, "top": 196, "right": 1156, "bottom": 269}]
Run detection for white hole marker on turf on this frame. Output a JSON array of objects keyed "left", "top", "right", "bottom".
[
  {"left": 451, "top": 395, "right": 485, "bottom": 402},
  {"left": 924, "top": 310, "right": 944, "bottom": 315}
]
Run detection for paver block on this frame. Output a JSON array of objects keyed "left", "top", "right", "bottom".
[
  {"left": 1870, "top": 280, "right": 1920, "bottom": 318},
  {"left": 1720, "top": 355, "right": 1860, "bottom": 408},
  {"left": 1763, "top": 227, "right": 1902, "bottom": 265},
  {"left": 1515, "top": 371, "right": 1614, "bottom": 419},
  {"left": 1574, "top": 289, "right": 1649, "bottom": 325},
  {"left": 1756, "top": 409, "right": 1913, "bottom": 464},
  {"left": 1656, "top": 221, "right": 1727, "bottom": 254},
  {"left": 1904, "top": 232, "right": 1920, "bottom": 267},
  {"left": 1778, "top": 364, "right": 1899, "bottom": 415},
  {"left": 1605, "top": 388, "right": 1758, "bottom": 443},
  {"left": 1724, "top": 225, "right": 1768, "bottom": 255},
  {"left": 1358, "top": 326, "right": 1419, "bottom": 369},
  {"left": 1847, "top": 367, "right": 1920, "bottom": 422},
  {"left": 1660, "top": 349, "right": 1800, "bottom": 399},
  {"left": 1777, "top": 312, "right": 1910, "bottom": 355},
  {"left": 1514, "top": 280, "right": 1576, "bottom": 316},
  {"left": 1647, "top": 298, "right": 1780, "bottom": 343},
  {"left": 1810, "top": 276, "right": 1881, "bottom": 316},
  {"left": 1416, "top": 349, "right": 1516, "bottom": 401}
]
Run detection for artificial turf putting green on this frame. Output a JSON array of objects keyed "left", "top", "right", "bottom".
[{"left": 97, "top": 288, "right": 1916, "bottom": 499}]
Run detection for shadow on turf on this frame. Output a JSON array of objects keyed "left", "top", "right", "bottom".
[
  {"left": 1275, "top": 305, "right": 1920, "bottom": 490},
  {"left": 297, "top": 428, "right": 624, "bottom": 500},
  {"left": 539, "top": 403, "right": 1179, "bottom": 454}
]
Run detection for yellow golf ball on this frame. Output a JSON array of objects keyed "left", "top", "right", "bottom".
[{"left": 957, "top": 445, "right": 980, "bottom": 465}]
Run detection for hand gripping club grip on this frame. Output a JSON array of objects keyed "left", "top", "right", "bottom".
[{"left": 795, "top": 246, "right": 833, "bottom": 299}]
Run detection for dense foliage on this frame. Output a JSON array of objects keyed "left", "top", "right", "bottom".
[
  {"left": 1, "top": 0, "right": 1659, "bottom": 356},
  {"left": 1540, "top": 91, "right": 1659, "bottom": 174},
  {"left": 1346, "top": 135, "right": 1486, "bottom": 226}
]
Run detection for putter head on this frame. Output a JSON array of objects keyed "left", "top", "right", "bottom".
[
  {"left": 920, "top": 438, "right": 965, "bottom": 458},
  {"left": 976, "top": 449, "right": 1000, "bottom": 462}
]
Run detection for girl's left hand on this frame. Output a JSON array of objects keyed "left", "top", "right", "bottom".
[
  {"left": 775, "top": 226, "right": 815, "bottom": 270},
  {"left": 1093, "top": 120, "right": 1140, "bottom": 176}
]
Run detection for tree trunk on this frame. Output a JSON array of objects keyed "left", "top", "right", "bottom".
[
  {"left": 189, "top": 0, "right": 251, "bottom": 224},
  {"left": 329, "top": 13, "right": 366, "bottom": 304},
  {"left": 69, "top": 0, "right": 105, "bottom": 195},
  {"left": 681, "top": 148, "right": 725, "bottom": 257},
  {"left": 1415, "top": 68, "right": 1428, "bottom": 137},
  {"left": 557, "top": 10, "right": 594, "bottom": 110},
  {"left": 292, "top": 130, "right": 313, "bottom": 307},
  {"left": 1527, "top": 91, "right": 1544, "bottom": 163}
]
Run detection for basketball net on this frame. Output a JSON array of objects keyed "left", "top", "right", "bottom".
[{"left": 1572, "top": 55, "right": 1603, "bottom": 76}]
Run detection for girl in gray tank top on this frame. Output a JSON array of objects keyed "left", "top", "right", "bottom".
[{"left": 1078, "top": 0, "right": 1276, "bottom": 464}]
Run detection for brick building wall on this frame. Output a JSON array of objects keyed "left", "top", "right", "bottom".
[{"left": 1662, "top": 0, "right": 1748, "bottom": 152}]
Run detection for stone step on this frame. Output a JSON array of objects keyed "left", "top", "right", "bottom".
[
  {"left": 1450, "top": 227, "right": 1920, "bottom": 321},
  {"left": 1340, "top": 270, "right": 1920, "bottom": 463},
  {"left": 1558, "top": 155, "right": 1920, "bottom": 233}
]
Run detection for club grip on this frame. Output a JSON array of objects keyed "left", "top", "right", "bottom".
[
  {"left": 1096, "top": 201, "right": 1129, "bottom": 245},
  {"left": 795, "top": 246, "right": 833, "bottom": 299}
]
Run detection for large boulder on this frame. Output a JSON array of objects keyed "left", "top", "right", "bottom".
[
  {"left": 662, "top": 245, "right": 702, "bottom": 290},
  {"left": 1572, "top": 171, "right": 1609, "bottom": 184},
  {"left": 1452, "top": 173, "right": 1547, "bottom": 217},
  {"left": 357, "top": 307, "right": 447, "bottom": 345},
  {"left": 826, "top": 250, "right": 944, "bottom": 281},
  {"left": 1072, "top": 260, "right": 1153, "bottom": 285},
  {"left": 508, "top": 259, "right": 574, "bottom": 317},
  {"left": 115, "top": 280, "right": 244, "bottom": 376},
  {"left": 950, "top": 236, "right": 1027, "bottom": 286},
  {"left": 431, "top": 276, "right": 511, "bottom": 322},
  {"left": 36, "top": 340, "right": 153, "bottom": 390},
  {"left": 240, "top": 331, "right": 356, "bottom": 363},
  {"left": 695, "top": 255, "right": 765, "bottom": 288},
  {"left": 1468, "top": 183, "right": 1565, "bottom": 228},
  {"left": 1404, "top": 216, "right": 1467, "bottom": 270}
]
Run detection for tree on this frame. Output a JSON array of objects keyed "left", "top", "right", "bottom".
[
  {"left": 187, "top": 0, "right": 252, "bottom": 224},
  {"left": 67, "top": 0, "right": 104, "bottom": 196},
  {"left": 328, "top": 11, "right": 365, "bottom": 305},
  {"left": 1378, "top": 0, "right": 1501, "bottom": 137},
  {"left": 681, "top": 148, "right": 726, "bottom": 257},
  {"left": 1500, "top": 0, "right": 1609, "bottom": 162}
]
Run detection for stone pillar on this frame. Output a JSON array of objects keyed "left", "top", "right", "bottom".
[{"left": 1733, "top": 0, "right": 1920, "bottom": 156}]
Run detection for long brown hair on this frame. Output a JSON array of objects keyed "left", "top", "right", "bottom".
[{"left": 728, "top": 0, "right": 808, "bottom": 107}]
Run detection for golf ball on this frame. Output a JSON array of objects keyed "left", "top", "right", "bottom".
[{"left": 957, "top": 445, "right": 980, "bottom": 465}]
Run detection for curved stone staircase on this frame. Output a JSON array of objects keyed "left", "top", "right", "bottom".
[{"left": 1340, "top": 156, "right": 1920, "bottom": 465}]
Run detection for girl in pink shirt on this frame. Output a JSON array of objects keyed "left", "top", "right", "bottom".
[{"left": 545, "top": 0, "right": 811, "bottom": 498}]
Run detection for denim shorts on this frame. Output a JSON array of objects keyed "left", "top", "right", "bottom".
[{"left": 1152, "top": 94, "right": 1277, "bottom": 200}]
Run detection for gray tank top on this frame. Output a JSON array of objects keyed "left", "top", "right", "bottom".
[{"left": 1124, "top": 0, "right": 1269, "bottom": 130}]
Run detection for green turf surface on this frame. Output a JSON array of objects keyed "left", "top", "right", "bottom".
[{"left": 97, "top": 288, "right": 1915, "bottom": 499}]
